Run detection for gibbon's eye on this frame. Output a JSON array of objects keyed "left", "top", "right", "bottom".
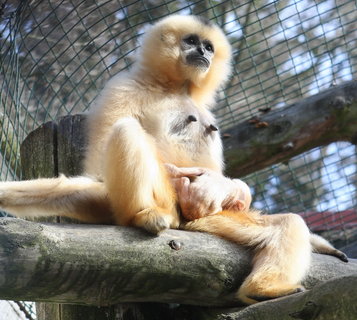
[
  {"left": 184, "top": 34, "right": 199, "bottom": 45},
  {"left": 204, "top": 41, "right": 214, "bottom": 53},
  {"left": 206, "top": 44, "right": 213, "bottom": 52}
]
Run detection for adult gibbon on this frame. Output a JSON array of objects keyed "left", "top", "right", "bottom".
[{"left": 0, "top": 15, "right": 347, "bottom": 304}]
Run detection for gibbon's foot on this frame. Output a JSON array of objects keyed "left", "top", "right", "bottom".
[
  {"left": 132, "top": 208, "right": 175, "bottom": 235},
  {"left": 238, "top": 283, "right": 306, "bottom": 305},
  {"left": 246, "top": 286, "right": 305, "bottom": 303},
  {"left": 329, "top": 249, "right": 349, "bottom": 262},
  {"left": 310, "top": 234, "right": 349, "bottom": 262}
]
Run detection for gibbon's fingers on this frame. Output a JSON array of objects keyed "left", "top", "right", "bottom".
[
  {"left": 191, "top": 170, "right": 252, "bottom": 211},
  {"left": 0, "top": 175, "right": 113, "bottom": 224},
  {"left": 164, "top": 163, "right": 205, "bottom": 179},
  {"left": 175, "top": 176, "right": 222, "bottom": 221},
  {"left": 174, "top": 176, "right": 214, "bottom": 221},
  {"left": 175, "top": 171, "right": 252, "bottom": 221},
  {"left": 310, "top": 233, "right": 348, "bottom": 262},
  {"left": 174, "top": 177, "right": 191, "bottom": 201}
]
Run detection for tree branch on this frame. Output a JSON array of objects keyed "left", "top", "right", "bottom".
[
  {"left": 0, "top": 218, "right": 356, "bottom": 307},
  {"left": 185, "top": 275, "right": 357, "bottom": 320},
  {"left": 223, "top": 80, "right": 357, "bottom": 177}
]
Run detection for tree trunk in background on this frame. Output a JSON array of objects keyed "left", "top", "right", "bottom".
[{"left": 223, "top": 80, "right": 357, "bottom": 177}]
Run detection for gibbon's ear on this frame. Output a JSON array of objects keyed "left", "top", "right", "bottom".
[
  {"left": 222, "top": 199, "right": 250, "bottom": 211},
  {"left": 226, "top": 199, "right": 248, "bottom": 211},
  {"left": 222, "top": 179, "right": 252, "bottom": 212},
  {"left": 160, "top": 29, "right": 177, "bottom": 46}
]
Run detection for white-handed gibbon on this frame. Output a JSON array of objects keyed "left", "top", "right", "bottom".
[{"left": 0, "top": 15, "right": 347, "bottom": 304}]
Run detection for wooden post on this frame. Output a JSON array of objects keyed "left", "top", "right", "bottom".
[
  {"left": 21, "top": 119, "right": 60, "bottom": 319},
  {"left": 20, "top": 114, "right": 126, "bottom": 320}
]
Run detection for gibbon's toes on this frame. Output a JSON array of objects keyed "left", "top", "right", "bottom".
[
  {"left": 333, "top": 250, "right": 349, "bottom": 263},
  {"left": 133, "top": 208, "right": 172, "bottom": 235}
]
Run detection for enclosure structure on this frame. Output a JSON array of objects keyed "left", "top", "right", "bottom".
[{"left": 0, "top": 0, "right": 357, "bottom": 319}]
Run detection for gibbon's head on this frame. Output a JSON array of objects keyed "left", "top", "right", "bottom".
[{"left": 138, "top": 15, "right": 232, "bottom": 106}]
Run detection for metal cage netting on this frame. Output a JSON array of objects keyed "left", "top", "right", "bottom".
[
  {"left": 1, "top": 0, "right": 356, "bottom": 317},
  {"left": 1, "top": 0, "right": 356, "bottom": 243}
]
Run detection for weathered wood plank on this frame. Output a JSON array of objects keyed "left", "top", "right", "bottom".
[
  {"left": 20, "top": 121, "right": 58, "bottom": 179},
  {"left": 0, "top": 218, "right": 356, "bottom": 308},
  {"left": 57, "top": 114, "right": 87, "bottom": 177}
]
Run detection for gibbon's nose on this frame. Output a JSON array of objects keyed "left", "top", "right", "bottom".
[{"left": 197, "top": 45, "right": 205, "bottom": 55}]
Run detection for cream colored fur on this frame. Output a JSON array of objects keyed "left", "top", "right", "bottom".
[{"left": 0, "top": 15, "right": 347, "bottom": 304}]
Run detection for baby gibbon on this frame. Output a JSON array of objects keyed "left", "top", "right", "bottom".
[{"left": 0, "top": 15, "right": 347, "bottom": 304}]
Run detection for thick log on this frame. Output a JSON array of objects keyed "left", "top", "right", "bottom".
[
  {"left": 57, "top": 114, "right": 87, "bottom": 177},
  {"left": 200, "top": 275, "right": 357, "bottom": 320},
  {"left": 223, "top": 80, "right": 357, "bottom": 177},
  {"left": 0, "top": 218, "right": 356, "bottom": 307}
]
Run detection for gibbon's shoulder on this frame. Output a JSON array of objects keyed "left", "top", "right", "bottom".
[{"left": 101, "top": 70, "right": 141, "bottom": 94}]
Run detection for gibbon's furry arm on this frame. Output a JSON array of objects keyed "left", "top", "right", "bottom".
[{"left": 0, "top": 15, "right": 347, "bottom": 305}]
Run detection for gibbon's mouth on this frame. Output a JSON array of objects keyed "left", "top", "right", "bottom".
[{"left": 186, "top": 55, "right": 210, "bottom": 69}]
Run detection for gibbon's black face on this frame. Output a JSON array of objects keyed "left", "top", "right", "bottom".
[{"left": 181, "top": 33, "right": 214, "bottom": 70}]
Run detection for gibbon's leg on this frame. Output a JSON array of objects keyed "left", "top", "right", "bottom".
[
  {"left": 182, "top": 211, "right": 311, "bottom": 304},
  {"left": 310, "top": 233, "right": 348, "bottom": 262},
  {"left": 103, "top": 117, "right": 180, "bottom": 234},
  {"left": 0, "top": 175, "right": 113, "bottom": 224}
]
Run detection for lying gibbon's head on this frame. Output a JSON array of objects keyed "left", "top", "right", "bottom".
[{"left": 138, "top": 15, "right": 232, "bottom": 106}]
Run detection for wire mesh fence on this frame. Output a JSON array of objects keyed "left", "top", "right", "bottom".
[
  {"left": 0, "top": 0, "right": 356, "bottom": 318},
  {"left": 0, "top": 301, "right": 36, "bottom": 320}
]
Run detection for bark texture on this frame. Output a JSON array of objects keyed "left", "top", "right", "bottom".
[
  {"left": 0, "top": 218, "right": 356, "bottom": 309},
  {"left": 223, "top": 80, "right": 357, "bottom": 177}
]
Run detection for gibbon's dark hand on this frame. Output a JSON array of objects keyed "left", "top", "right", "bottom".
[{"left": 165, "top": 164, "right": 252, "bottom": 221}]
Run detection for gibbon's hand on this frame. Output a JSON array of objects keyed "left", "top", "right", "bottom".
[
  {"left": 164, "top": 163, "right": 205, "bottom": 178},
  {"left": 165, "top": 164, "right": 252, "bottom": 221}
]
